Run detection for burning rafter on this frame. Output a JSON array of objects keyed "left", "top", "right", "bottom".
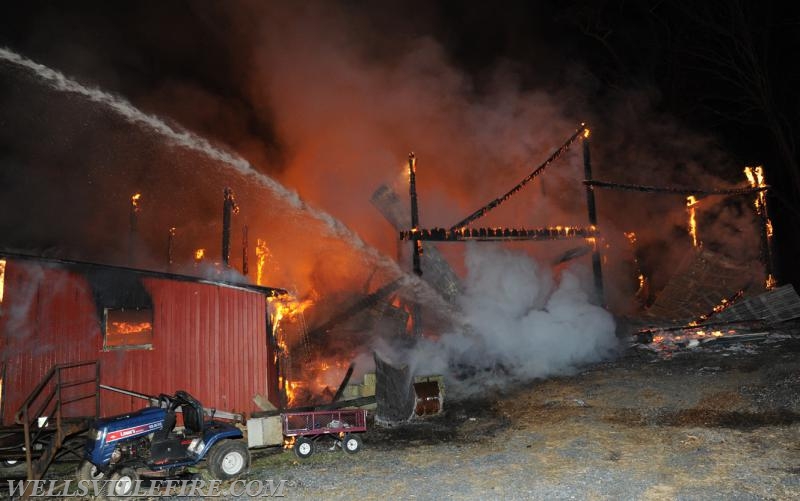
[
  {"left": 400, "top": 226, "right": 598, "bottom": 242},
  {"left": 583, "top": 180, "right": 768, "bottom": 196},
  {"left": 448, "top": 123, "right": 588, "bottom": 231}
]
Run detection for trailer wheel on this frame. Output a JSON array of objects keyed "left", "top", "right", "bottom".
[
  {"left": 294, "top": 437, "right": 314, "bottom": 459},
  {"left": 107, "top": 467, "right": 138, "bottom": 499},
  {"left": 77, "top": 460, "right": 105, "bottom": 481},
  {"left": 207, "top": 440, "right": 250, "bottom": 480},
  {"left": 342, "top": 434, "right": 362, "bottom": 454}
]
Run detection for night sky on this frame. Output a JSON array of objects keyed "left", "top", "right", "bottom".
[{"left": 1, "top": 0, "right": 799, "bottom": 291}]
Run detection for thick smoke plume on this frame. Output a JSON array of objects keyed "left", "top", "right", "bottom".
[{"left": 393, "top": 244, "right": 618, "bottom": 396}]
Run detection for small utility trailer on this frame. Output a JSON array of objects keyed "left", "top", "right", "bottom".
[
  {"left": 282, "top": 409, "right": 367, "bottom": 458},
  {"left": 246, "top": 408, "right": 368, "bottom": 459}
]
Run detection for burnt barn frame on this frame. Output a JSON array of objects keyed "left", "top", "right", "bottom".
[{"left": 0, "top": 252, "right": 286, "bottom": 425}]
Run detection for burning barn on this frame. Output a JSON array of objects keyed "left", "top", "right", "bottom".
[{"left": 0, "top": 252, "right": 285, "bottom": 425}]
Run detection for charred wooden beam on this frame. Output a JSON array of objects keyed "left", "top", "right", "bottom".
[
  {"left": 582, "top": 132, "right": 605, "bottom": 303},
  {"left": 305, "top": 279, "right": 403, "bottom": 344},
  {"left": 167, "top": 227, "right": 176, "bottom": 270},
  {"left": 371, "top": 184, "right": 462, "bottom": 303},
  {"left": 128, "top": 193, "right": 141, "bottom": 266},
  {"left": 331, "top": 363, "right": 355, "bottom": 403},
  {"left": 221, "top": 187, "right": 238, "bottom": 267},
  {"left": 242, "top": 225, "right": 249, "bottom": 276},
  {"left": 408, "top": 153, "right": 422, "bottom": 276},
  {"left": 399, "top": 226, "right": 599, "bottom": 242}
]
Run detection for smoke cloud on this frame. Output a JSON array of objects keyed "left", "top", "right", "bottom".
[{"left": 394, "top": 244, "right": 618, "bottom": 396}]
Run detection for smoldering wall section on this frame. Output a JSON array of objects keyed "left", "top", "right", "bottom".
[{"left": 0, "top": 2, "right": 766, "bottom": 394}]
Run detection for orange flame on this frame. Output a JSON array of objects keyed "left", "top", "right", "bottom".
[
  {"left": 131, "top": 193, "right": 142, "bottom": 211},
  {"left": 109, "top": 321, "right": 152, "bottom": 335},
  {"left": 255, "top": 239, "right": 271, "bottom": 286},
  {"left": 583, "top": 128, "right": 591, "bottom": 139},
  {"left": 194, "top": 248, "right": 205, "bottom": 261},
  {"left": 686, "top": 196, "right": 699, "bottom": 248},
  {"left": 0, "top": 258, "right": 6, "bottom": 305}
]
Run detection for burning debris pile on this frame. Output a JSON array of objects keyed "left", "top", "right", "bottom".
[{"left": 634, "top": 285, "right": 800, "bottom": 358}]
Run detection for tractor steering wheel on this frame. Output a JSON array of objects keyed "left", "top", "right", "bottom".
[{"left": 157, "top": 393, "right": 174, "bottom": 410}]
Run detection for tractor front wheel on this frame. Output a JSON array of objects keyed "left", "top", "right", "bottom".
[
  {"left": 77, "top": 460, "right": 105, "bottom": 481},
  {"left": 107, "top": 467, "right": 138, "bottom": 499},
  {"left": 207, "top": 440, "right": 250, "bottom": 480}
]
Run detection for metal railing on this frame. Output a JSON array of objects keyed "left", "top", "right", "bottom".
[{"left": 14, "top": 360, "right": 100, "bottom": 480}]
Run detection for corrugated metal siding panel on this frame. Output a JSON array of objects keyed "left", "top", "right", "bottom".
[
  {"left": 0, "top": 259, "right": 278, "bottom": 425},
  {"left": 0, "top": 261, "right": 100, "bottom": 424}
]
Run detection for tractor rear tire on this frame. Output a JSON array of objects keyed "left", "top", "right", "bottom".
[
  {"left": 107, "top": 467, "right": 138, "bottom": 499},
  {"left": 77, "top": 460, "right": 105, "bottom": 481},
  {"left": 207, "top": 440, "right": 250, "bottom": 480},
  {"left": 294, "top": 437, "right": 314, "bottom": 459}
]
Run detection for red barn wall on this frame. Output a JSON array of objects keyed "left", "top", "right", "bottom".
[{"left": 0, "top": 259, "right": 279, "bottom": 425}]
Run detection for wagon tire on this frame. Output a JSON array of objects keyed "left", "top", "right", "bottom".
[
  {"left": 107, "top": 467, "right": 138, "bottom": 499},
  {"left": 342, "top": 434, "right": 362, "bottom": 454},
  {"left": 294, "top": 437, "right": 314, "bottom": 459},
  {"left": 77, "top": 460, "right": 105, "bottom": 481},
  {"left": 207, "top": 440, "right": 250, "bottom": 480}
]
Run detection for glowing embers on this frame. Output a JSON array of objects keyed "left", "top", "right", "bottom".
[
  {"left": 399, "top": 226, "right": 598, "bottom": 241},
  {"left": 0, "top": 258, "right": 6, "bottom": 304},
  {"left": 686, "top": 196, "right": 700, "bottom": 248},
  {"left": 130, "top": 193, "right": 142, "bottom": 212},
  {"left": 104, "top": 308, "right": 153, "bottom": 350}
]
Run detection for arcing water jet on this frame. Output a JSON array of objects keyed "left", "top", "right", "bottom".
[{"left": 0, "top": 47, "right": 457, "bottom": 318}]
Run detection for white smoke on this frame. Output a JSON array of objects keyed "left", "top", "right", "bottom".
[{"left": 401, "top": 243, "right": 619, "bottom": 396}]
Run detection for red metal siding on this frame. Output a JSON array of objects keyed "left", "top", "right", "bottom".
[{"left": 0, "top": 259, "right": 278, "bottom": 425}]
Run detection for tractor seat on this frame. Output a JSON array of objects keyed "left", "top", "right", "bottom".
[{"left": 153, "top": 411, "right": 177, "bottom": 441}]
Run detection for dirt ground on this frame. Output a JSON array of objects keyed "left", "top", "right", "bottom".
[
  {"left": 244, "top": 335, "right": 800, "bottom": 500},
  {"left": 5, "top": 334, "right": 799, "bottom": 500}
]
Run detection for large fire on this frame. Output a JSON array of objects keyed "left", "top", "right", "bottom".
[{"left": 269, "top": 293, "right": 316, "bottom": 407}]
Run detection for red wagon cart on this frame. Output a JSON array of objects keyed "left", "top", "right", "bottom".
[{"left": 281, "top": 409, "right": 368, "bottom": 459}]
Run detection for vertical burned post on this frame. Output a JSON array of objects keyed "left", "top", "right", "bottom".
[
  {"left": 221, "top": 187, "right": 239, "bottom": 267},
  {"left": 128, "top": 193, "right": 141, "bottom": 266},
  {"left": 242, "top": 225, "right": 249, "bottom": 276},
  {"left": 686, "top": 196, "right": 700, "bottom": 248},
  {"left": 582, "top": 129, "right": 605, "bottom": 303},
  {"left": 408, "top": 153, "right": 422, "bottom": 276},
  {"left": 408, "top": 153, "right": 423, "bottom": 337},
  {"left": 167, "top": 227, "right": 176, "bottom": 270},
  {"left": 745, "top": 166, "right": 776, "bottom": 288}
]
